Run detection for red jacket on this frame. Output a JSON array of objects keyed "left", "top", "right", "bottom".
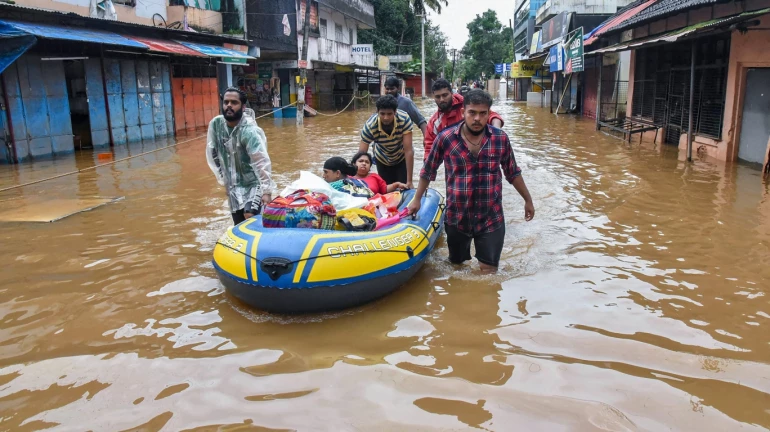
[{"left": 423, "top": 93, "right": 504, "bottom": 158}]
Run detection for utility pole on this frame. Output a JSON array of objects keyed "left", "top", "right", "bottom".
[
  {"left": 297, "top": 0, "right": 312, "bottom": 126},
  {"left": 417, "top": 13, "right": 426, "bottom": 99},
  {"left": 450, "top": 48, "right": 457, "bottom": 85}
]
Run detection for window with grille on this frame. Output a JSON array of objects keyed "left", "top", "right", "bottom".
[
  {"left": 630, "top": 33, "right": 730, "bottom": 141},
  {"left": 335, "top": 24, "right": 343, "bottom": 42},
  {"left": 320, "top": 19, "right": 327, "bottom": 38}
]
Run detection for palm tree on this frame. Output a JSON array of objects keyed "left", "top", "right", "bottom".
[{"left": 412, "top": 0, "right": 448, "bottom": 14}]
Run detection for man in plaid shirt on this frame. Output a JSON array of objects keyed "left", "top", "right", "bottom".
[{"left": 408, "top": 90, "right": 535, "bottom": 272}]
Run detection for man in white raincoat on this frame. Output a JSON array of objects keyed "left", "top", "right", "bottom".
[{"left": 206, "top": 87, "right": 275, "bottom": 225}]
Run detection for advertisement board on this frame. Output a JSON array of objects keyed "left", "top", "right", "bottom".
[
  {"left": 549, "top": 45, "right": 565, "bottom": 72},
  {"left": 298, "top": 0, "right": 320, "bottom": 35},
  {"left": 511, "top": 60, "right": 539, "bottom": 78},
  {"left": 530, "top": 30, "right": 541, "bottom": 54},
  {"left": 564, "top": 27, "right": 584, "bottom": 74},
  {"left": 540, "top": 12, "right": 572, "bottom": 49}
]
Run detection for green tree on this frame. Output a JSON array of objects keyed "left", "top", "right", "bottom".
[
  {"left": 359, "top": 1, "right": 449, "bottom": 73},
  {"left": 461, "top": 10, "right": 513, "bottom": 80},
  {"left": 359, "top": 0, "right": 421, "bottom": 57},
  {"left": 411, "top": 0, "right": 448, "bottom": 14}
]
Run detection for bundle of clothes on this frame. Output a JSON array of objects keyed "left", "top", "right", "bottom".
[{"left": 262, "top": 157, "right": 407, "bottom": 232}]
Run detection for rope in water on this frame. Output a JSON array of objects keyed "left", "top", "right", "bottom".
[
  {"left": 0, "top": 101, "right": 300, "bottom": 194},
  {"left": 1, "top": 91, "right": 377, "bottom": 193},
  {"left": 311, "top": 92, "right": 373, "bottom": 117}
]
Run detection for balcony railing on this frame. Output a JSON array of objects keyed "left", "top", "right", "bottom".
[{"left": 318, "top": 38, "right": 374, "bottom": 67}]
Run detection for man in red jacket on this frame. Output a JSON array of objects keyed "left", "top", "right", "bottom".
[{"left": 424, "top": 78, "right": 504, "bottom": 158}]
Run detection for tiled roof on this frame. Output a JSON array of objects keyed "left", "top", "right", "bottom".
[{"left": 606, "top": 0, "right": 726, "bottom": 34}]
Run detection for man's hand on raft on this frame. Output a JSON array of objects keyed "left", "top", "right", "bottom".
[
  {"left": 407, "top": 200, "right": 421, "bottom": 216},
  {"left": 245, "top": 194, "right": 272, "bottom": 219}
]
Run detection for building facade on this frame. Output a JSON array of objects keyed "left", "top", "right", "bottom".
[
  {"left": 589, "top": 0, "right": 770, "bottom": 165},
  {"left": 0, "top": 3, "right": 252, "bottom": 164}
]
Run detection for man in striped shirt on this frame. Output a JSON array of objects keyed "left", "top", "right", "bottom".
[{"left": 359, "top": 95, "right": 415, "bottom": 188}]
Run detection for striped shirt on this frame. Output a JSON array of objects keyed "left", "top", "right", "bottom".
[{"left": 360, "top": 109, "right": 413, "bottom": 166}]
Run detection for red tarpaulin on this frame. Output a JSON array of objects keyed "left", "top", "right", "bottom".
[{"left": 127, "top": 36, "right": 206, "bottom": 57}]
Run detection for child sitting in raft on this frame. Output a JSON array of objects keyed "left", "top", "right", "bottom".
[
  {"left": 322, "top": 157, "right": 375, "bottom": 198},
  {"left": 350, "top": 152, "right": 407, "bottom": 195}
]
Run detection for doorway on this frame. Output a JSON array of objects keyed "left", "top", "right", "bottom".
[
  {"left": 738, "top": 68, "right": 770, "bottom": 165},
  {"left": 63, "top": 60, "right": 92, "bottom": 150}
]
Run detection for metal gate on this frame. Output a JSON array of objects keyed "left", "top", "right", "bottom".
[
  {"left": 3, "top": 55, "right": 73, "bottom": 160},
  {"left": 103, "top": 58, "right": 174, "bottom": 144},
  {"left": 665, "top": 69, "right": 690, "bottom": 145}
]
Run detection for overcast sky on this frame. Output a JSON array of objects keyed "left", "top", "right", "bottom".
[{"left": 427, "top": 0, "right": 515, "bottom": 50}]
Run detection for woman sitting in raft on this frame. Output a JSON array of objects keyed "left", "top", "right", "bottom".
[
  {"left": 322, "top": 157, "right": 374, "bottom": 198},
  {"left": 350, "top": 152, "right": 407, "bottom": 195}
]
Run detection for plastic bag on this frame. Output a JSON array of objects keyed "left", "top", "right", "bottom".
[
  {"left": 364, "top": 191, "right": 403, "bottom": 219},
  {"left": 335, "top": 207, "right": 377, "bottom": 231},
  {"left": 280, "top": 171, "right": 368, "bottom": 211}
]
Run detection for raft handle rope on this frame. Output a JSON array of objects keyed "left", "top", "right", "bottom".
[{"left": 0, "top": 102, "right": 298, "bottom": 194}]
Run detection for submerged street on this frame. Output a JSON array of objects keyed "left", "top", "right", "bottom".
[{"left": 1, "top": 101, "right": 769, "bottom": 430}]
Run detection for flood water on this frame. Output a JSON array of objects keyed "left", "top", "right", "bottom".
[{"left": 1, "top": 101, "right": 769, "bottom": 431}]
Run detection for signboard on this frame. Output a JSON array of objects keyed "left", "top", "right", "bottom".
[
  {"left": 273, "top": 60, "right": 298, "bottom": 69},
  {"left": 223, "top": 43, "right": 248, "bottom": 54},
  {"left": 352, "top": 44, "right": 374, "bottom": 54},
  {"left": 378, "top": 55, "right": 390, "bottom": 71},
  {"left": 298, "top": 0, "right": 320, "bottom": 35},
  {"left": 541, "top": 11, "right": 572, "bottom": 49},
  {"left": 495, "top": 63, "right": 504, "bottom": 74},
  {"left": 530, "top": 30, "right": 541, "bottom": 54},
  {"left": 298, "top": 59, "right": 308, "bottom": 69},
  {"left": 511, "top": 60, "right": 539, "bottom": 78},
  {"left": 549, "top": 45, "right": 565, "bottom": 72},
  {"left": 221, "top": 57, "right": 247, "bottom": 65},
  {"left": 563, "top": 27, "right": 584, "bottom": 74},
  {"left": 388, "top": 54, "right": 413, "bottom": 63},
  {"left": 258, "top": 63, "right": 273, "bottom": 79}
]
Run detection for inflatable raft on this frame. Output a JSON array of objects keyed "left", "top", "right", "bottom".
[{"left": 213, "top": 188, "right": 445, "bottom": 313}]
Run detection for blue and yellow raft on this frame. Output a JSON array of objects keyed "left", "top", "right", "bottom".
[{"left": 212, "top": 188, "right": 445, "bottom": 313}]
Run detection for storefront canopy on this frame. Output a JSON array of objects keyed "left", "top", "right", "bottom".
[
  {"left": 590, "top": 8, "right": 770, "bottom": 54},
  {"left": 0, "top": 19, "right": 147, "bottom": 49},
  {"left": 176, "top": 41, "right": 254, "bottom": 60},
  {"left": 127, "top": 36, "right": 206, "bottom": 57}
]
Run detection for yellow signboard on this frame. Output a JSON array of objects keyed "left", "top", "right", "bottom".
[
  {"left": 530, "top": 31, "right": 541, "bottom": 54},
  {"left": 378, "top": 55, "right": 390, "bottom": 71},
  {"left": 511, "top": 60, "right": 540, "bottom": 78}
]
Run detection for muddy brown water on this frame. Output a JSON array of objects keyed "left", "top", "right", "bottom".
[{"left": 1, "top": 102, "right": 769, "bottom": 431}]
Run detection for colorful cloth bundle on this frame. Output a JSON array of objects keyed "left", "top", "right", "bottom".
[{"left": 263, "top": 190, "right": 337, "bottom": 230}]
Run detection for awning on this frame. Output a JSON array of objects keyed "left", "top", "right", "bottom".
[
  {"left": 176, "top": 41, "right": 254, "bottom": 63},
  {"left": 590, "top": 8, "right": 770, "bottom": 54},
  {"left": 127, "top": 36, "right": 205, "bottom": 57},
  {"left": 0, "top": 20, "right": 36, "bottom": 74},
  {"left": 0, "top": 19, "right": 147, "bottom": 49},
  {"left": 584, "top": 0, "right": 657, "bottom": 46}
]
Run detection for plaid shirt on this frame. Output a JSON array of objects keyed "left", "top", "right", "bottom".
[{"left": 420, "top": 122, "right": 522, "bottom": 234}]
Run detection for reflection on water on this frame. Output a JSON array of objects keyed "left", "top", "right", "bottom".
[{"left": 1, "top": 101, "right": 769, "bottom": 430}]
